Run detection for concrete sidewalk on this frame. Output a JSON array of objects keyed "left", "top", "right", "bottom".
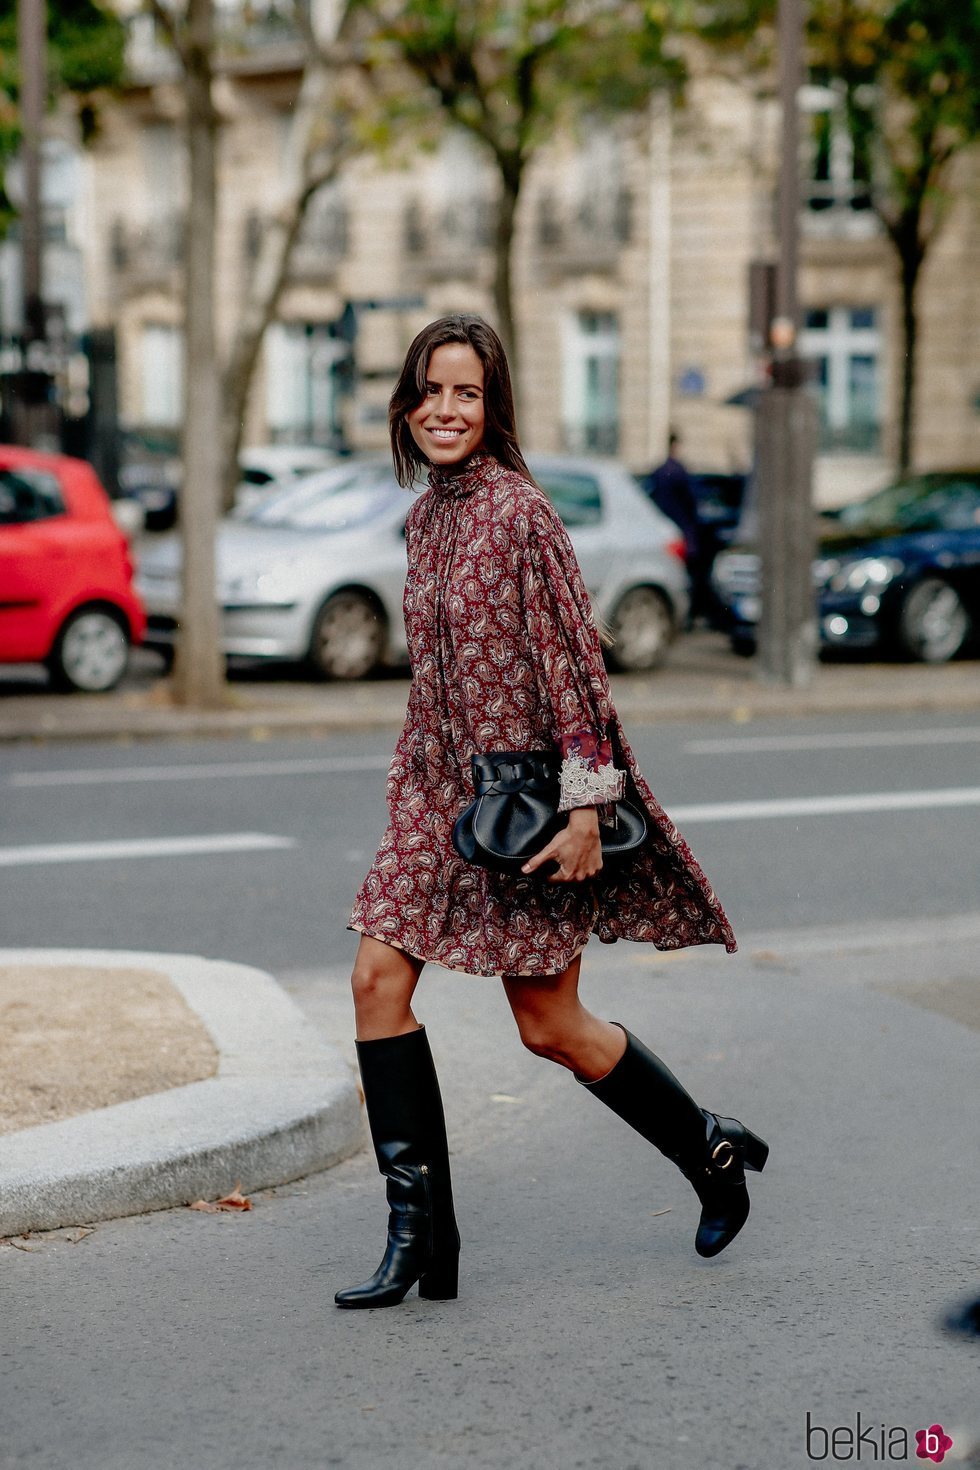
[
  {"left": 1, "top": 633, "right": 978, "bottom": 743},
  {"left": 0, "top": 950, "right": 363, "bottom": 1239}
]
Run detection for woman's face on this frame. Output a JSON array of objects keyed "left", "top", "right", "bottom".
[{"left": 407, "top": 343, "right": 486, "bottom": 467}]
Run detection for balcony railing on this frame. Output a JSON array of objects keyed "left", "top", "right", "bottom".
[
  {"left": 243, "top": 201, "right": 349, "bottom": 281},
  {"left": 400, "top": 198, "right": 497, "bottom": 280},
  {"left": 109, "top": 215, "right": 184, "bottom": 291},
  {"left": 124, "top": 3, "right": 309, "bottom": 82},
  {"left": 534, "top": 189, "right": 633, "bottom": 273},
  {"left": 802, "top": 180, "right": 881, "bottom": 241}
]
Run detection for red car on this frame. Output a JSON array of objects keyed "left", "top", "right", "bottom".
[{"left": 0, "top": 445, "right": 146, "bottom": 692}]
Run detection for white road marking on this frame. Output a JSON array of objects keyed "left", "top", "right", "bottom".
[
  {"left": 685, "top": 726, "right": 980, "bottom": 755},
  {"left": 8, "top": 755, "right": 391, "bottom": 788},
  {"left": 0, "top": 833, "right": 295, "bottom": 868},
  {"left": 669, "top": 787, "right": 980, "bottom": 823},
  {"left": 9, "top": 724, "right": 980, "bottom": 786}
]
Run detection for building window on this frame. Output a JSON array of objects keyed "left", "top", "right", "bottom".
[
  {"left": 800, "top": 79, "right": 877, "bottom": 239},
  {"left": 561, "top": 311, "right": 620, "bottom": 455},
  {"left": 800, "top": 306, "right": 881, "bottom": 453},
  {"left": 141, "top": 324, "right": 183, "bottom": 428},
  {"left": 265, "top": 322, "right": 344, "bottom": 445}
]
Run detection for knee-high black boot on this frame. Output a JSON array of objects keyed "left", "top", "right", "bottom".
[
  {"left": 334, "top": 1026, "right": 460, "bottom": 1309},
  {"left": 580, "top": 1026, "right": 768, "bottom": 1258}
]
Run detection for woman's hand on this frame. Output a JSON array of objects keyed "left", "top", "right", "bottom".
[{"left": 521, "top": 807, "right": 603, "bottom": 884}]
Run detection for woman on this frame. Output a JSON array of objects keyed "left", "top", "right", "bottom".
[{"left": 338, "top": 315, "right": 766, "bottom": 1310}]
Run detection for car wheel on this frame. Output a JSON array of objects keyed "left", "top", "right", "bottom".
[
  {"left": 897, "top": 578, "right": 971, "bottom": 663},
  {"left": 607, "top": 586, "right": 676, "bottom": 672},
  {"left": 47, "top": 606, "right": 131, "bottom": 693},
  {"left": 308, "top": 590, "right": 387, "bottom": 680}
]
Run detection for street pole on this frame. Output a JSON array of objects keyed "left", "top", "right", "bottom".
[
  {"left": 17, "top": 0, "right": 44, "bottom": 339},
  {"left": 755, "top": 0, "right": 818, "bottom": 687},
  {"left": 14, "top": 0, "right": 57, "bottom": 447}
]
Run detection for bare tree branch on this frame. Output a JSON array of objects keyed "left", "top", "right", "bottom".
[{"left": 144, "top": 0, "right": 187, "bottom": 69}]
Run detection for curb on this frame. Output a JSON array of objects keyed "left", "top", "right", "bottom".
[
  {"left": 1, "top": 677, "right": 978, "bottom": 745},
  {"left": 0, "top": 949, "right": 364, "bottom": 1237}
]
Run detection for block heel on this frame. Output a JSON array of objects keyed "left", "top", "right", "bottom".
[
  {"left": 743, "top": 1129, "right": 769, "bottom": 1173},
  {"left": 418, "top": 1255, "right": 459, "bottom": 1300}
]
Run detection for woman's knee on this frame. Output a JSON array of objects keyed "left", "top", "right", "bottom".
[
  {"left": 511, "top": 1009, "right": 571, "bottom": 1067},
  {"left": 350, "top": 943, "right": 417, "bottom": 1019}
]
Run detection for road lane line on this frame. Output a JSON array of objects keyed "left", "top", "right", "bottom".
[
  {"left": 8, "top": 755, "right": 392, "bottom": 788},
  {"left": 0, "top": 833, "right": 295, "bottom": 868},
  {"left": 10, "top": 726, "right": 980, "bottom": 785},
  {"left": 669, "top": 787, "right": 980, "bottom": 822},
  {"left": 685, "top": 727, "right": 980, "bottom": 755}
]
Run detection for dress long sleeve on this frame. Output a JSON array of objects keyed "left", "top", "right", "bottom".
[
  {"left": 349, "top": 450, "right": 736, "bottom": 977},
  {"left": 517, "top": 504, "right": 625, "bottom": 815}
]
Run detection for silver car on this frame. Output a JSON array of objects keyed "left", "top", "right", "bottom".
[{"left": 137, "top": 454, "right": 690, "bottom": 679}]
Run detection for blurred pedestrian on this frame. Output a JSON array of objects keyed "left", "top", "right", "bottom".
[
  {"left": 644, "top": 431, "right": 698, "bottom": 554},
  {"left": 336, "top": 316, "right": 767, "bottom": 1310},
  {"left": 642, "top": 432, "right": 706, "bottom": 623}
]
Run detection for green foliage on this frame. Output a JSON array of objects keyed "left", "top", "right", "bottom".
[
  {"left": 809, "top": 0, "right": 980, "bottom": 246},
  {"left": 707, "top": 0, "right": 980, "bottom": 250},
  {"left": 352, "top": 0, "right": 685, "bottom": 171},
  {"left": 0, "top": 0, "right": 125, "bottom": 232}
]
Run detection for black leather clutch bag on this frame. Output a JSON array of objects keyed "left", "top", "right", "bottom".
[{"left": 451, "top": 749, "right": 648, "bottom": 875}]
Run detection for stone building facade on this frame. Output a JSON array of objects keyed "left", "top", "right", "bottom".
[{"left": 74, "top": 20, "right": 980, "bottom": 504}]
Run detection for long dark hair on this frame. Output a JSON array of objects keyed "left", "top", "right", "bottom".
[{"left": 389, "top": 315, "right": 533, "bottom": 488}]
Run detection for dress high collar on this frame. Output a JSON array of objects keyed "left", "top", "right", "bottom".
[{"left": 427, "top": 450, "right": 495, "bottom": 500}]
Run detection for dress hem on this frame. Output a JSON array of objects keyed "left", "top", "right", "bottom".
[{"left": 347, "top": 922, "right": 588, "bottom": 979}]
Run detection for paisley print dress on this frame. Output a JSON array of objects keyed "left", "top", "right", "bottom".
[{"left": 348, "top": 451, "right": 736, "bottom": 977}]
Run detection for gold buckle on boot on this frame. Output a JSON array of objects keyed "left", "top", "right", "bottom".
[{"left": 711, "top": 1139, "right": 735, "bottom": 1169}]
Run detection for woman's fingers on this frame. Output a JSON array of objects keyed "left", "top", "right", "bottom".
[
  {"left": 521, "top": 837, "right": 602, "bottom": 883},
  {"left": 521, "top": 842, "right": 559, "bottom": 876}
]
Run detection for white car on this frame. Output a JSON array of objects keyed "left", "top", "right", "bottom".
[
  {"left": 138, "top": 455, "right": 690, "bottom": 679},
  {"left": 235, "top": 445, "right": 342, "bottom": 512}
]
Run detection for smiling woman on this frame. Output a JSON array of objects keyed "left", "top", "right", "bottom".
[
  {"left": 333, "top": 313, "right": 767, "bottom": 1313},
  {"left": 406, "top": 342, "right": 486, "bottom": 466}
]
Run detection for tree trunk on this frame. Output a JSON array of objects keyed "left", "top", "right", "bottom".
[
  {"left": 173, "top": 0, "right": 225, "bottom": 708},
  {"left": 491, "top": 161, "right": 522, "bottom": 412},
  {"left": 896, "top": 247, "right": 922, "bottom": 475},
  {"left": 219, "top": 53, "right": 346, "bottom": 511},
  {"left": 219, "top": 198, "right": 308, "bottom": 512}
]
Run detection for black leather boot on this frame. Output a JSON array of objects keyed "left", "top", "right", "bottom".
[
  {"left": 581, "top": 1025, "right": 768, "bottom": 1258},
  {"left": 334, "top": 1026, "right": 460, "bottom": 1309}
]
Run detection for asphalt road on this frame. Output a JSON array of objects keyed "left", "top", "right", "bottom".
[
  {"left": 1, "top": 711, "right": 979, "bottom": 1469},
  {"left": 2, "top": 709, "right": 979, "bottom": 968}
]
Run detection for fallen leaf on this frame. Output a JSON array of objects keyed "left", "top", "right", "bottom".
[
  {"left": 8, "top": 1234, "right": 41, "bottom": 1252},
  {"left": 63, "top": 1227, "right": 95, "bottom": 1243},
  {"left": 189, "top": 1183, "right": 253, "bottom": 1213},
  {"left": 650, "top": 1208, "right": 672, "bottom": 1217}
]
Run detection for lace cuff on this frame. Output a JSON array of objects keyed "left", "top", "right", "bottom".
[{"left": 557, "top": 755, "right": 626, "bottom": 812}]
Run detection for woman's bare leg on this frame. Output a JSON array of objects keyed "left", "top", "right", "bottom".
[
  {"left": 504, "top": 953, "right": 768, "bottom": 1258},
  {"left": 337, "top": 936, "right": 459, "bottom": 1309},
  {"left": 502, "top": 952, "right": 627, "bottom": 1081},
  {"left": 350, "top": 934, "right": 426, "bottom": 1039}
]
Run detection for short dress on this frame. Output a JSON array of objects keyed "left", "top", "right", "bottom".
[{"left": 348, "top": 450, "right": 736, "bottom": 977}]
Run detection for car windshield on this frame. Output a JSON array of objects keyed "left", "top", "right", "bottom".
[
  {"left": 243, "top": 463, "right": 399, "bottom": 530},
  {"left": 833, "top": 475, "right": 980, "bottom": 536}
]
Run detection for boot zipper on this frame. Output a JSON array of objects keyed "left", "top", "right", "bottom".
[{"left": 419, "top": 1164, "right": 434, "bottom": 1260}]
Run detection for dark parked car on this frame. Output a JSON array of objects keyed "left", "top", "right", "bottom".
[{"left": 712, "top": 469, "right": 980, "bottom": 662}]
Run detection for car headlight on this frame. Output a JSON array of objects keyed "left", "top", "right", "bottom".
[
  {"left": 221, "top": 564, "right": 299, "bottom": 603},
  {"left": 828, "top": 556, "right": 904, "bottom": 594},
  {"left": 813, "top": 558, "right": 841, "bottom": 587}
]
